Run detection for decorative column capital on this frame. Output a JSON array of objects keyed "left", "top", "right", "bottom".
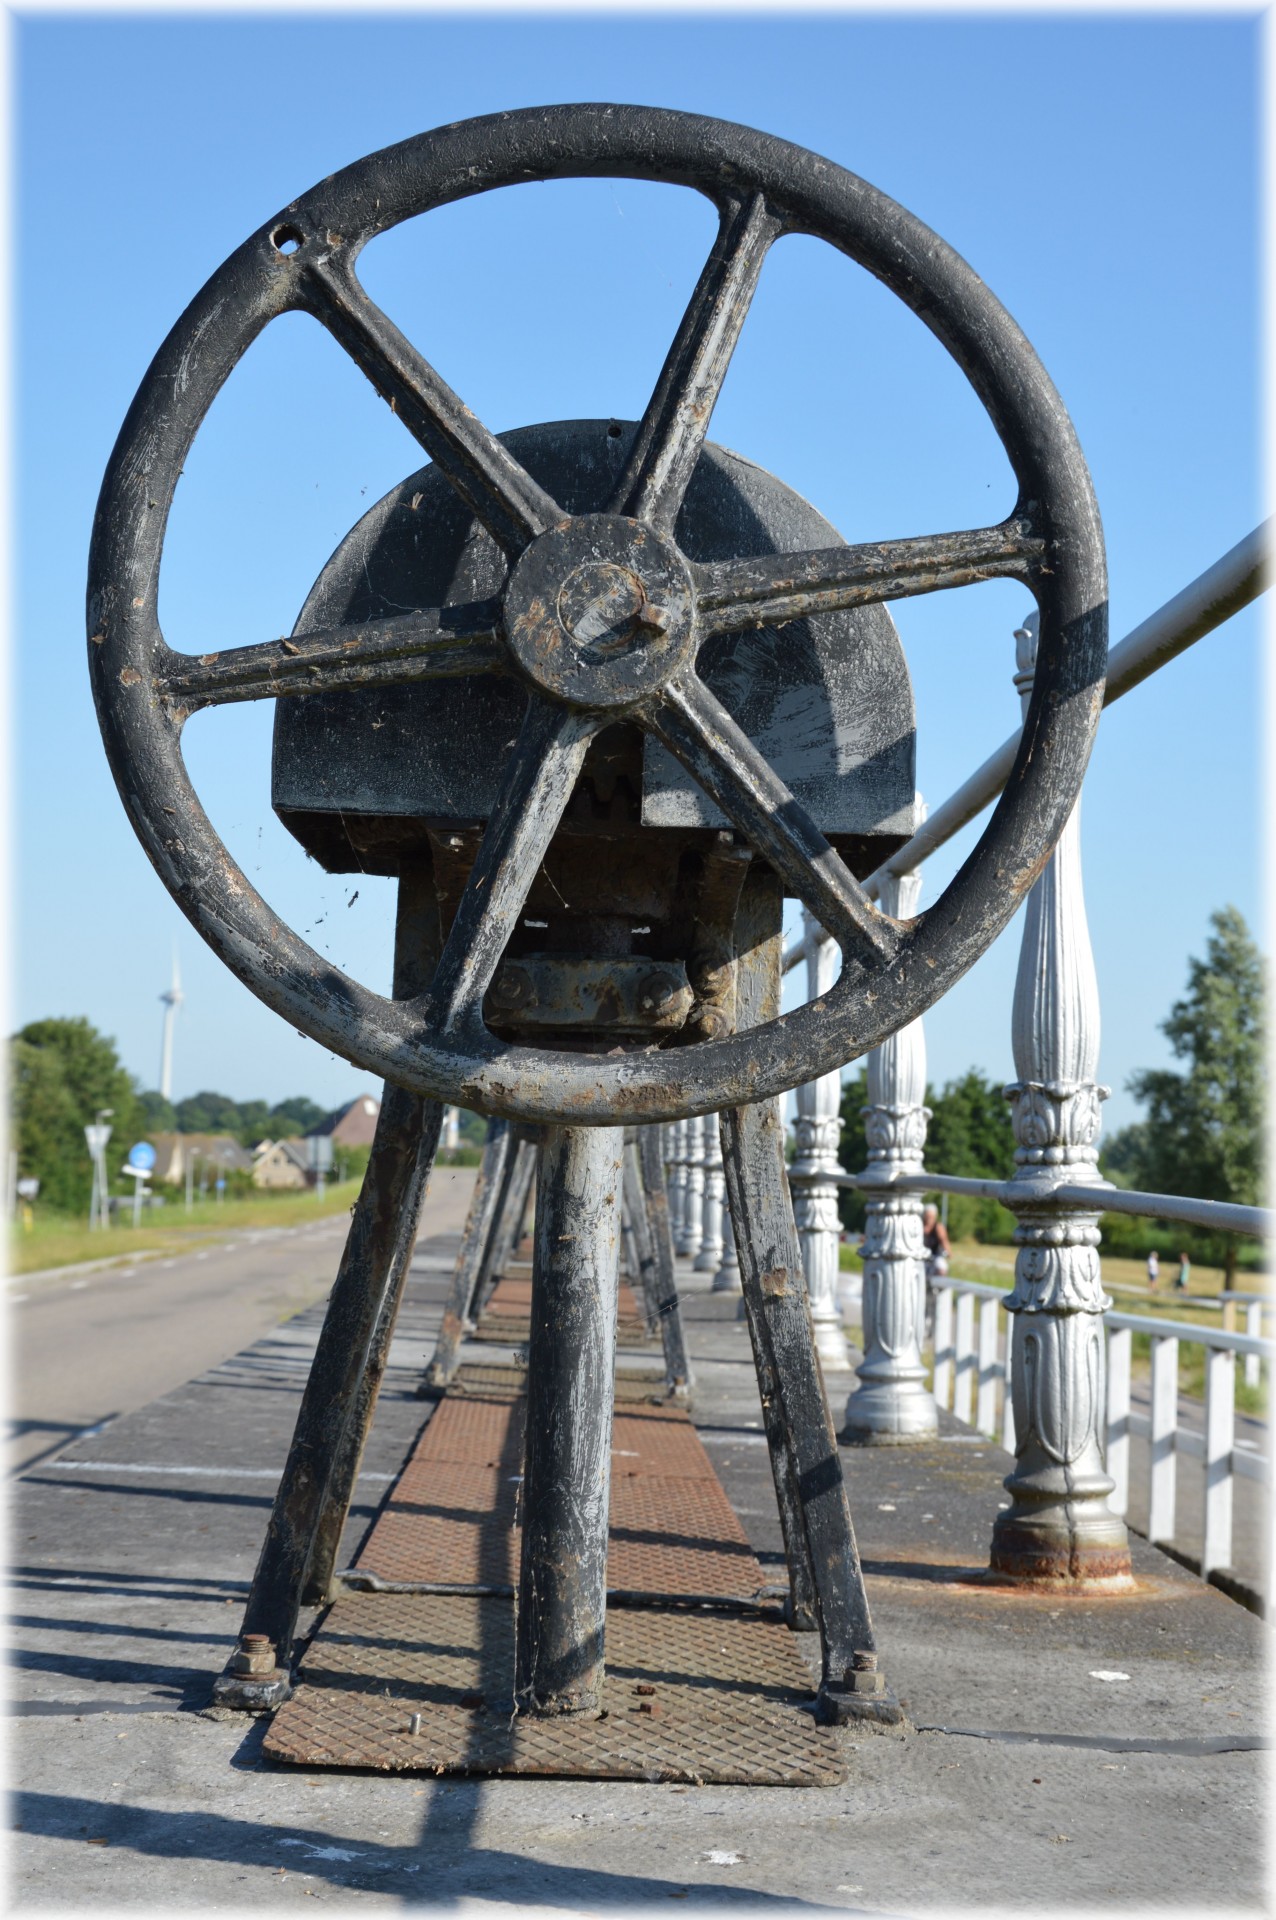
[{"left": 1005, "top": 1078, "right": 1110, "bottom": 1170}]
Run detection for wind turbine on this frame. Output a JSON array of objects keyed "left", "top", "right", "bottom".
[{"left": 159, "top": 944, "right": 183, "bottom": 1101}]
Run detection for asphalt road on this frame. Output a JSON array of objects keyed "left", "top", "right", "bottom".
[{"left": 6, "top": 1168, "right": 477, "bottom": 1479}]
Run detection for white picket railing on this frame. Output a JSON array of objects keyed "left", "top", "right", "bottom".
[{"left": 931, "top": 1275, "right": 1272, "bottom": 1585}]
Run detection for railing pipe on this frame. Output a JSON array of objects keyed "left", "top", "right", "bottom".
[
  {"left": 820, "top": 1168, "right": 1272, "bottom": 1241},
  {"left": 783, "top": 521, "right": 1270, "bottom": 975}
]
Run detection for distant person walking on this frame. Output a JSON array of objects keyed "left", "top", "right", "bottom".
[
  {"left": 922, "top": 1203, "right": 950, "bottom": 1341},
  {"left": 1176, "top": 1251, "right": 1191, "bottom": 1292},
  {"left": 1146, "top": 1249, "right": 1160, "bottom": 1291},
  {"left": 923, "top": 1204, "right": 950, "bottom": 1277}
]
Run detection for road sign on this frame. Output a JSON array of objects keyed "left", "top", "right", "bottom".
[
  {"left": 84, "top": 1123, "right": 112, "bottom": 1156},
  {"left": 16, "top": 1178, "right": 39, "bottom": 1200},
  {"left": 129, "top": 1141, "right": 157, "bottom": 1172}
]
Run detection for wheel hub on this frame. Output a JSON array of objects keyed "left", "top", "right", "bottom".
[{"left": 503, "top": 513, "right": 696, "bottom": 710}]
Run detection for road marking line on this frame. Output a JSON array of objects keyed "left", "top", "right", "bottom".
[{"left": 32, "top": 1461, "right": 395, "bottom": 1482}]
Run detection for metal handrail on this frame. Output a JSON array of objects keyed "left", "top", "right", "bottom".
[
  {"left": 1103, "top": 1309, "right": 1273, "bottom": 1360},
  {"left": 797, "top": 1163, "right": 1272, "bottom": 1239},
  {"left": 783, "top": 520, "right": 1270, "bottom": 973}
]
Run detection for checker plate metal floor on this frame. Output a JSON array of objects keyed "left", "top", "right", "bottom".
[
  {"left": 265, "top": 1593, "right": 844, "bottom": 1785},
  {"left": 355, "top": 1395, "right": 765, "bottom": 1599},
  {"left": 472, "top": 1276, "right": 656, "bottom": 1348},
  {"left": 450, "top": 1363, "right": 673, "bottom": 1404}
]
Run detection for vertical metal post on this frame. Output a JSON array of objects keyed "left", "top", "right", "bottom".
[
  {"left": 420, "top": 1119, "right": 514, "bottom": 1393},
  {"left": 932, "top": 1286, "right": 954, "bottom": 1409},
  {"left": 214, "top": 858, "right": 444, "bottom": 1704},
  {"left": 1244, "top": 1304, "right": 1262, "bottom": 1389},
  {"left": 1202, "top": 1348, "right": 1235, "bottom": 1577},
  {"left": 630, "top": 1129, "right": 694, "bottom": 1396},
  {"left": 792, "top": 912, "right": 850, "bottom": 1370},
  {"left": 515, "top": 1125, "right": 623, "bottom": 1715},
  {"left": 843, "top": 850, "right": 937, "bottom": 1441},
  {"left": 953, "top": 1292, "right": 975, "bottom": 1426},
  {"left": 992, "top": 611, "right": 1132, "bottom": 1587},
  {"left": 722, "top": 866, "right": 901, "bottom": 1725},
  {"left": 977, "top": 1297, "right": 1000, "bottom": 1438},
  {"left": 1147, "top": 1334, "right": 1179, "bottom": 1544},
  {"left": 1105, "top": 1325, "right": 1132, "bottom": 1518}
]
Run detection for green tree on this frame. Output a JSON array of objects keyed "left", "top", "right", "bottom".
[
  {"left": 233, "top": 1099, "right": 276, "bottom": 1148},
  {"left": 837, "top": 1064, "right": 1016, "bottom": 1243},
  {"left": 924, "top": 1068, "right": 1016, "bottom": 1182},
  {"left": 269, "top": 1096, "right": 327, "bottom": 1134},
  {"left": 174, "top": 1090, "right": 242, "bottom": 1136},
  {"left": 1125, "top": 906, "right": 1266, "bottom": 1280},
  {"left": 9, "top": 1018, "right": 141, "bottom": 1214},
  {"left": 136, "top": 1089, "right": 176, "bottom": 1134}
]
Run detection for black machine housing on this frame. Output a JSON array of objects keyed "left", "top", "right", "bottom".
[{"left": 273, "top": 420, "right": 917, "bottom": 1044}]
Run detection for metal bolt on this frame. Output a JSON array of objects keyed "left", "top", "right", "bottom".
[
  {"left": 229, "top": 1632, "right": 277, "bottom": 1676},
  {"left": 637, "top": 972, "right": 676, "bottom": 1013},
  {"left": 842, "top": 1651, "right": 884, "bottom": 1694},
  {"left": 408, "top": 1712, "right": 423, "bottom": 1736},
  {"left": 489, "top": 966, "right": 532, "bottom": 1011},
  {"left": 634, "top": 600, "right": 670, "bottom": 635}
]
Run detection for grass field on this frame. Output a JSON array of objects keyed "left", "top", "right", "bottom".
[
  {"left": 840, "top": 1236, "right": 1270, "bottom": 1414},
  {"left": 6, "top": 1178, "right": 371, "bottom": 1276}
]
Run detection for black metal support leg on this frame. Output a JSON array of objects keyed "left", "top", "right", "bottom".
[
  {"left": 514, "top": 1125, "right": 623, "bottom": 1715},
  {"left": 419, "top": 1118, "right": 514, "bottom": 1394},
  {"left": 634, "top": 1127, "right": 694, "bottom": 1397},
  {"left": 213, "top": 859, "right": 443, "bottom": 1709},
  {"left": 486, "top": 1136, "right": 537, "bottom": 1291},
  {"left": 724, "top": 868, "right": 902, "bottom": 1725}
]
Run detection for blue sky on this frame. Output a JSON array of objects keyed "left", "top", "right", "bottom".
[{"left": 13, "top": 11, "right": 1264, "bottom": 1136}]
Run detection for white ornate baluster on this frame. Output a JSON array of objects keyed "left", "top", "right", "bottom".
[
  {"left": 990, "top": 611, "right": 1131, "bottom": 1586},
  {"left": 694, "top": 1113, "right": 725, "bottom": 1272},
  {"left": 713, "top": 1182, "right": 742, "bottom": 1293},
  {"left": 678, "top": 1115, "right": 706, "bottom": 1260},
  {"left": 667, "top": 1120, "right": 687, "bottom": 1241},
  {"left": 843, "top": 845, "right": 937, "bottom": 1440},
  {"left": 792, "top": 912, "right": 852, "bottom": 1370}
]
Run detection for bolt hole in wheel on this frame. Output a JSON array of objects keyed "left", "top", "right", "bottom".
[{"left": 89, "top": 107, "right": 1105, "bottom": 1126}]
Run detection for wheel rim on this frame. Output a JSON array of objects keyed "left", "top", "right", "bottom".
[{"left": 88, "top": 104, "right": 1107, "bottom": 1124}]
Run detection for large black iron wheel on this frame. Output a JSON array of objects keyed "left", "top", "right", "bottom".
[{"left": 88, "top": 105, "right": 1106, "bottom": 1125}]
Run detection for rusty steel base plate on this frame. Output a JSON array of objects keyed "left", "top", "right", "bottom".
[{"left": 266, "top": 1593, "right": 845, "bottom": 1786}]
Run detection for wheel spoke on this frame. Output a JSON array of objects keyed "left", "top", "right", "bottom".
[
  {"left": 610, "top": 193, "right": 778, "bottom": 532},
  {"left": 425, "top": 696, "right": 597, "bottom": 1035},
  {"left": 648, "top": 674, "right": 897, "bottom": 971},
  {"left": 156, "top": 601, "right": 505, "bottom": 710},
  {"left": 305, "top": 257, "right": 563, "bottom": 556},
  {"left": 696, "top": 520, "right": 1044, "bottom": 633}
]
